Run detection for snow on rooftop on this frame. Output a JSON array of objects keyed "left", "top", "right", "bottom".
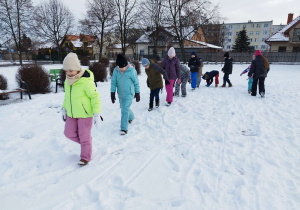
[
  {"left": 189, "top": 40, "right": 222, "bottom": 49},
  {"left": 267, "top": 16, "right": 300, "bottom": 42}
]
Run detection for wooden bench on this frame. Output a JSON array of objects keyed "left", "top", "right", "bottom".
[{"left": 0, "top": 81, "right": 32, "bottom": 100}]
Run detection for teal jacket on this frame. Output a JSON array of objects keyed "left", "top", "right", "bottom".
[
  {"left": 63, "top": 69, "right": 101, "bottom": 118},
  {"left": 111, "top": 66, "right": 140, "bottom": 100}
]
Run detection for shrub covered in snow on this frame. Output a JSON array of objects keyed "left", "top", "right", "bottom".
[
  {"left": 16, "top": 64, "right": 51, "bottom": 94},
  {"left": 89, "top": 62, "right": 107, "bottom": 82},
  {"left": 0, "top": 74, "right": 9, "bottom": 100}
]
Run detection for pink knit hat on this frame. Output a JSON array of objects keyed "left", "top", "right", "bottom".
[
  {"left": 255, "top": 50, "right": 262, "bottom": 57},
  {"left": 168, "top": 47, "right": 176, "bottom": 57}
]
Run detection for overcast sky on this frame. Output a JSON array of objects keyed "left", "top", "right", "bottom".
[{"left": 32, "top": 0, "right": 300, "bottom": 25}]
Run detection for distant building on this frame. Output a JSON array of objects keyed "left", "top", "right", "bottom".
[
  {"left": 265, "top": 14, "right": 300, "bottom": 52},
  {"left": 60, "top": 34, "right": 97, "bottom": 56},
  {"left": 222, "top": 20, "right": 273, "bottom": 51},
  {"left": 272, "top": 24, "right": 286, "bottom": 35}
]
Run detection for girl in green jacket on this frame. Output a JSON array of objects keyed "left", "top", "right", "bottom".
[{"left": 61, "top": 53, "right": 101, "bottom": 165}]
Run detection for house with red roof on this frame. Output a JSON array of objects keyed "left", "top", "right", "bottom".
[
  {"left": 60, "top": 34, "right": 97, "bottom": 56},
  {"left": 265, "top": 14, "right": 300, "bottom": 52}
]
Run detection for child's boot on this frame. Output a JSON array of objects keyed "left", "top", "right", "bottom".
[
  {"left": 148, "top": 103, "right": 153, "bottom": 111},
  {"left": 215, "top": 84, "right": 218, "bottom": 87},
  {"left": 155, "top": 99, "right": 159, "bottom": 108},
  {"left": 120, "top": 130, "right": 127, "bottom": 135},
  {"left": 228, "top": 83, "right": 233, "bottom": 87},
  {"left": 78, "top": 159, "right": 88, "bottom": 166},
  {"left": 221, "top": 84, "right": 226, "bottom": 87}
]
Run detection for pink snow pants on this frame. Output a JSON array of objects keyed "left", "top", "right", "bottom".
[
  {"left": 64, "top": 116, "right": 93, "bottom": 161},
  {"left": 165, "top": 79, "right": 175, "bottom": 103}
]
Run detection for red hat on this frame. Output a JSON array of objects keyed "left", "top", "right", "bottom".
[{"left": 255, "top": 50, "right": 262, "bottom": 57}]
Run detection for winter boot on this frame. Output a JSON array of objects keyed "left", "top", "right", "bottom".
[
  {"left": 78, "top": 159, "right": 88, "bottom": 166},
  {"left": 181, "top": 94, "right": 186, "bottom": 97},
  {"left": 148, "top": 103, "right": 153, "bottom": 111},
  {"left": 155, "top": 99, "right": 159, "bottom": 108},
  {"left": 166, "top": 102, "right": 171, "bottom": 107},
  {"left": 215, "top": 84, "right": 218, "bottom": 87},
  {"left": 248, "top": 89, "right": 251, "bottom": 94},
  {"left": 221, "top": 84, "right": 226, "bottom": 87},
  {"left": 128, "top": 120, "right": 133, "bottom": 124},
  {"left": 260, "top": 92, "right": 265, "bottom": 98},
  {"left": 120, "top": 130, "right": 127, "bottom": 135},
  {"left": 228, "top": 83, "right": 233, "bottom": 87}
]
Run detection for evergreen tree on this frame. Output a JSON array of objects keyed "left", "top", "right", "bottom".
[{"left": 232, "top": 29, "right": 254, "bottom": 52}]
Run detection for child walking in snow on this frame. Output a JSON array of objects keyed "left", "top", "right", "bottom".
[
  {"left": 61, "top": 52, "right": 101, "bottom": 166},
  {"left": 161, "top": 47, "right": 181, "bottom": 106},
  {"left": 240, "top": 55, "right": 255, "bottom": 93},
  {"left": 202, "top": 70, "right": 219, "bottom": 87},
  {"left": 142, "top": 58, "right": 170, "bottom": 111},
  {"left": 111, "top": 54, "right": 140, "bottom": 135},
  {"left": 175, "top": 64, "right": 191, "bottom": 97},
  {"left": 188, "top": 51, "right": 200, "bottom": 90},
  {"left": 197, "top": 57, "right": 204, "bottom": 88},
  {"left": 221, "top": 52, "right": 233, "bottom": 87}
]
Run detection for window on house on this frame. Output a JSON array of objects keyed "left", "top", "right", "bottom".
[
  {"left": 278, "top": 46, "right": 286, "bottom": 52},
  {"left": 255, "top": 45, "right": 258, "bottom": 49},
  {"left": 243, "top": 25, "right": 246, "bottom": 29},
  {"left": 229, "top": 25, "right": 233, "bottom": 29},
  {"left": 257, "top": 24, "right": 261, "bottom": 28},
  {"left": 249, "top": 31, "right": 253, "bottom": 35},
  {"left": 227, "top": 45, "right": 231, "bottom": 49},
  {"left": 261, "top": 45, "right": 266, "bottom": 49},
  {"left": 236, "top": 25, "right": 240, "bottom": 29},
  {"left": 249, "top": 38, "right": 252, "bottom": 42},
  {"left": 264, "top": 24, "right": 269, "bottom": 28},
  {"left": 263, "top": 31, "right": 268, "bottom": 35},
  {"left": 250, "top": 24, "right": 254, "bottom": 28},
  {"left": 255, "top": 38, "right": 259, "bottom": 42},
  {"left": 140, "top": 50, "right": 144, "bottom": 55},
  {"left": 228, "top": 39, "right": 231, "bottom": 42},
  {"left": 236, "top": 32, "right": 239, "bottom": 36},
  {"left": 256, "top": 31, "right": 260, "bottom": 35},
  {"left": 228, "top": 32, "right": 232, "bottom": 36},
  {"left": 293, "top": 46, "right": 300, "bottom": 52},
  {"left": 292, "top": 28, "right": 300, "bottom": 42},
  {"left": 262, "top": 38, "right": 266, "bottom": 42}
]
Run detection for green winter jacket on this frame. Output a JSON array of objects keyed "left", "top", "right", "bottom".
[
  {"left": 145, "top": 60, "right": 169, "bottom": 90},
  {"left": 63, "top": 69, "right": 101, "bottom": 118}
]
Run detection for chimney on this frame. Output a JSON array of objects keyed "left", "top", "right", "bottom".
[{"left": 287, "top": 13, "right": 294, "bottom": 24}]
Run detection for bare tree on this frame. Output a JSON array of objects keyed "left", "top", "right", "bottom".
[
  {"left": 32, "top": 0, "right": 74, "bottom": 53},
  {"left": 114, "top": 0, "right": 138, "bottom": 55},
  {"left": 0, "top": 0, "right": 33, "bottom": 65},
  {"left": 164, "top": 0, "right": 222, "bottom": 62},
  {"left": 140, "top": 0, "right": 167, "bottom": 57},
  {"left": 81, "top": 0, "right": 115, "bottom": 59}
]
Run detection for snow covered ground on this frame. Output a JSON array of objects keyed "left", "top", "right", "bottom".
[{"left": 0, "top": 63, "right": 300, "bottom": 210}]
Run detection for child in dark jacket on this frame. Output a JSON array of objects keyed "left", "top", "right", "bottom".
[
  {"left": 142, "top": 58, "right": 170, "bottom": 111},
  {"left": 248, "top": 50, "right": 269, "bottom": 97},
  {"left": 202, "top": 70, "right": 219, "bottom": 87},
  {"left": 221, "top": 52, "right": 233, "bottom": 87},
  {"left": 188, "top": 51, "right": 200, "bottom": 90},
  {"left": 175, "top": 64, "right": 191, "bottom": 97}
]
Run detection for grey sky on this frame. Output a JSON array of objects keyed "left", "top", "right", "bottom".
[{"left": 32, "top": 0, "right": 300, "bottom": 25}]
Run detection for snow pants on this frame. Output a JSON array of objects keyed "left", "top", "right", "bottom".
[
  {"left": 251, "top": 77, "right": 265, "bottom": 96},
  {"left": 64, "top": 116, "right": 93, "bottom": 161},
  {"left": 175, "top": 77, "right": 188, "bottom": 96},
  {"left": 165, "top": 79, "right": 175, "bottom": 103},
  {"left": 248, "top": 78, "right": 253, "bottom": 91},
  {"left": 150, "top": 88, "right": 160, "bottom": 105},
  {"left": 191, "top": 72, "right": 198, "bottom": 88},
  {"left": 119, "top": 98, "right": 134, "bottom": 131},
  {"left": 196, "top": 75, "right": 201, "bottom": 87},
  {"left": 223, "top": 73, "right": 231, "bottom": 85}
]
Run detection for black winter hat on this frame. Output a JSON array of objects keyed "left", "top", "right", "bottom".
[
  {"left": 224, "top": 52, "right": 229, "bottom": 58},
  {"left": 202, "top": 73, "right": 209, "bottom": 80},
  {"left": 116, "top": 54, "right": 128, "bottom": 68}
]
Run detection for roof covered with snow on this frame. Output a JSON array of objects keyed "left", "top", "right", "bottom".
[
  {"left": 266, "top": 16, "right": 300, "bottom": 42},
  {"left": 188, "top": 40, "right": 222, "bottom": 49}
]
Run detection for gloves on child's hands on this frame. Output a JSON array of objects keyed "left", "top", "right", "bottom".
[
  {"left": 111, "top": 92, "right": 116, "bottom": 104},
  {"left": 240, "top": 73, "right": 243, "bottom": 76},
  {"left": 93, "top": 114, "right": 103, "bottom": 126},
  {"left": 61, "top": 108, "right": 66, "bottom": 122},
  {"left": 177, "top": 79, "right": 181, "bottom": 84},
  {"left": 135, "top": 93, "right": 140, "bottom": 102},
  {"left": 165, "top": 80, "right": 170, "bottom": 85}
]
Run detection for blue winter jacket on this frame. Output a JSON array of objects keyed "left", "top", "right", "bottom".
[{"left": 111, "top": 66, "right": 140, "bottom": 100}]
